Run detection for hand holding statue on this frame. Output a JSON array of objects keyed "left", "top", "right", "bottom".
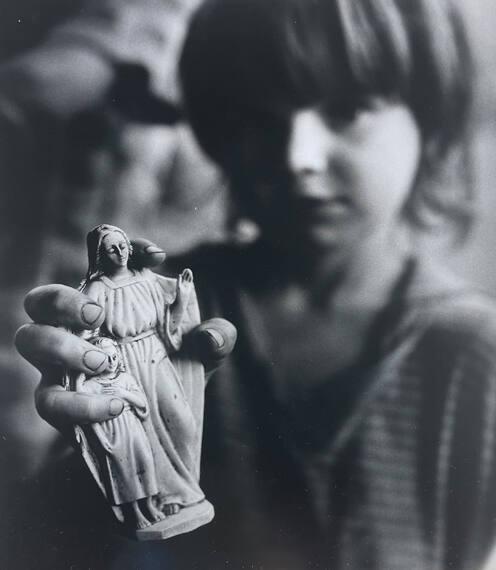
[{"left": 15, "top": 225, "right": 237, "bottom": 540}]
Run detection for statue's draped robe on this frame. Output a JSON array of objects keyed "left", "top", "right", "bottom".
[
  {"left": 74, "top": 269, "right": 205, "bottom": 513},
  {"left": 80, "top": 373, "right": 158, "bottom": 505}
]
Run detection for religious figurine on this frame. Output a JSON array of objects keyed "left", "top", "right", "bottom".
[
  {"left": 66, "top": 223, "right": 213, "bottom": 540},
  {"left": 76, "top": 337, "right": 165, "bottom": 529}
]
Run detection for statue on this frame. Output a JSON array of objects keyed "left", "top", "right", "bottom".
[{"left": 65, "top": 223, "right": 214, "bottom": 540}]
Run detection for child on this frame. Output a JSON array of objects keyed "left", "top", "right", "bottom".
[
  {"left": 17, "top": 0, "right": 496, "bottom": 568},
  {"left": 177, "top": 1, "right": 496, "bottom": 568}
]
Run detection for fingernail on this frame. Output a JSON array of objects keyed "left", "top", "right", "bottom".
[
  {"left": 82, "top": 303, "right": 103, "bottom": 326},
  {"left": 110, "top": 399, "right": 124, "bottom": 416},
  {"left": 145, "top": 245, "right": 166, "bottom": 255},
  {"left": 205, "top": 329, "right": 225, "bottom": 349},
  {"left": 83, "top": 350, "right": 107, "bottom": 372}
]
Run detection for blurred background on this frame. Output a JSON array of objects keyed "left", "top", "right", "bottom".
[
  {"left": 0, "top": 0, "right": 495, "bottom": 565},
  {"left": 0, "top": 0, "right": 228, "bottom": 491}
]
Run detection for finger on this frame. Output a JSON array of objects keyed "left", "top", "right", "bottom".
[
  {"left": 186, "top": 317, "right": 237, "bottom": 371},
  {"left": 15, "top": 324, "right": 109, "bottom": 376},
  {"left": 131, "top": 238, "right": 166, "bottom": 268},
  {"left": 25, "top": 284, "right": 104, "bottom": 330},
  {"left": 182, "top": 268, "right": 193, "bottom": 282},
  {"left": 36, "top": 383, "right": 124, "bottom": 425}
]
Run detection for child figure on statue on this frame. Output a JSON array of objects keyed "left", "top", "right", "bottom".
[{"left": 77, "top": 336, "right": 165, "bottom": 529}]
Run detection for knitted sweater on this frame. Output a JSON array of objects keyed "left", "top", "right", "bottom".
[{"left": 174, "top": 244, "right": 496, "bottom": 570}]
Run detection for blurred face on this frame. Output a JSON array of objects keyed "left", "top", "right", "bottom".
[
  {"left": 102, "top": 231, "right": 130, "bottom": 269},
  {"left": 236, "top": 99, "right": 421, "bottom": 271}
]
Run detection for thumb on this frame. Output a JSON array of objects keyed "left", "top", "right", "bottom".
[
  {"left": 36, "top": 383, "right": 124, "bottom": 427},
  {"left": 131, "top": 238, "right": 166, "bottom": 269},
  {"left": 186, "top": 318, "right": 237, "bottom": 370}
]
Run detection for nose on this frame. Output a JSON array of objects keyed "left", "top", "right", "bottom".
[{"left": 287, "top": 109, "right": 334, "bottom": 179}]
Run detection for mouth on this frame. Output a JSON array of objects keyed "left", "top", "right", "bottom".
[
  {"left": 281, "top": 195, "right": 355, "bottom": 250},
  {"left": 297, "top": 196, "right": 352, "bottom": 223}
]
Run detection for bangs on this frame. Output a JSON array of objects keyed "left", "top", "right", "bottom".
[
  {"left": 181, "top": 0, "right": 408, "bottom": 118},
  {"left": 181, "top": 0, "right": 471, "bottom": 169},
  {"left": 180, "top": 0, "right": 418, "bottom": 166}
]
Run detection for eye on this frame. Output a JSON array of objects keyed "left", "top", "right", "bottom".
[
  {"left": 236, "top": 107, "right": 291, "bottom": 170},
  {"left": 321, "top": 96, "right": 373, "bottom": 130}
]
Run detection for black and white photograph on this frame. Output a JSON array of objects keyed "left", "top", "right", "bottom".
[{"left": 2, "top": 0, "right": 496, "bottom": 568}]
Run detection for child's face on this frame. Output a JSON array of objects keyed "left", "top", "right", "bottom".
[
  {"left": 101, "top": 343, "right": 119, "bottom": 374},
  {"left": 238, "top": 98, "right": 421, "bottom": 270}
]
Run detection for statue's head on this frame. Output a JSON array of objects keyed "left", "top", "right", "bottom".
[
  {"left": 85, "top": 224, "right": 133, "bottom": 280},
  {"left": 89, "top": 336, "right": 124, "bottom": 375}
]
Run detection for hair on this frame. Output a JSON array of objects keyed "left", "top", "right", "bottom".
[
  {"left": 180, "top": 0, "right": 474, "bottom": 240},
  {"left": 79, "top": 224, "right": 133, "bottom": 290}
]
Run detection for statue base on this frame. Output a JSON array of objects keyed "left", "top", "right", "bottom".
[{"left": 135, "top": 500, "right": 215, "bottom": 541}]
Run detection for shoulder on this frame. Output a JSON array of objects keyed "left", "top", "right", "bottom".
[
  {"left": 404, "top": 291, "right": 496, "bottom": 390},
  {"left": 379, "top": 291, "right": 496, "bottom": 437},
  {"left": 137, "top": 267, "right": 173, "bottom": 286},
  {"left": 404, "top": 257, "right": 496, "bottom": 350},
  {"left": 405, "top": 293, "right": 496, "bottom": 471},
  {"left": 417, "top": 291, "right": 496, "bottom": 351},
  {"left": 82, "top": 279, "right": 107, "bottom": 297},
  {"left": 138, "top": 268, "right": 177, "bottom": 303}
]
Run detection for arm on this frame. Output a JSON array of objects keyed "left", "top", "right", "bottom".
[
  {"left": 101, "top": 374, "right": 148, "bottom": 419},
  {"left": 155, "top": 269, "right": 196, "bottom": 353},
  {"left": 155, "top": 270, "right": 237, "bottom": 377},
  {"left": 102, "top": 386, "right": 147, "bottom": 413}
]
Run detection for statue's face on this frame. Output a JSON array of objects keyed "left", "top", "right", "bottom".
[
  {"left": 101, "top": 342, "right": 119, "bottom": 373},
  {"left": 102, "top": 231, "right": 130, "bottom": 269}
]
